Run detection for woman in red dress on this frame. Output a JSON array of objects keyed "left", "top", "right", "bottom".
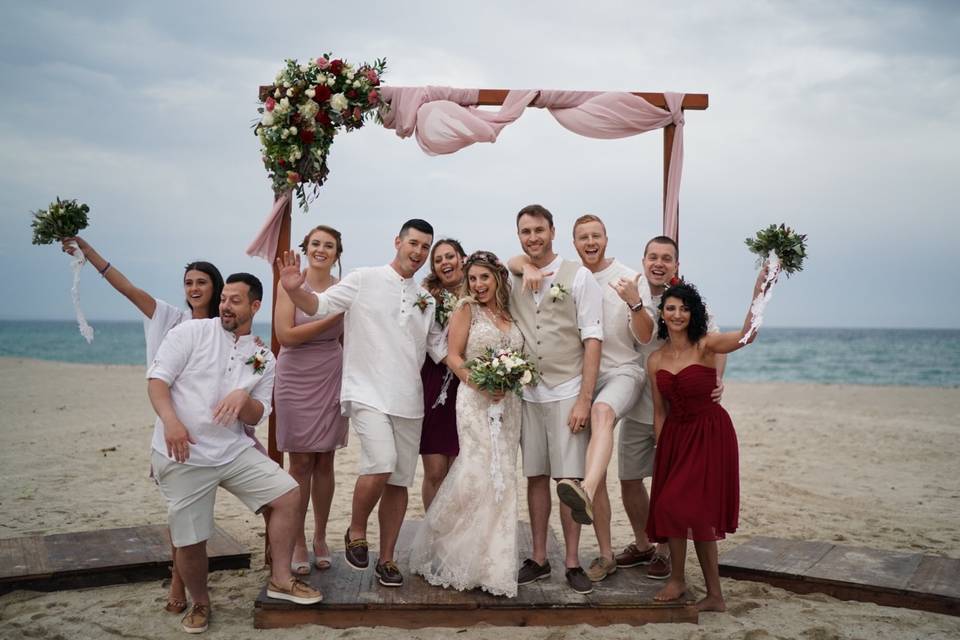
[{"left": 645, "top": 271, "right": 767, "bottom": 612}]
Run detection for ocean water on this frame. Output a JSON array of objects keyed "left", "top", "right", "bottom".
[{"left": 0, "top": 321, "right": 957, "bottom": 388}]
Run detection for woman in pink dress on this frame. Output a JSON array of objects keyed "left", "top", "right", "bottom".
[
  {"left": 274, "top": 225, "right": 348, "bottom": 574},
  {"left": 419, "top": 238, "right": 466, "bottom": 510},
  {"left": 645, "top": 271, "right": 766, "bottom": 612}
]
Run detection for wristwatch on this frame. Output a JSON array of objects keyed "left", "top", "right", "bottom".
[{"left": 628, "top": 300, "right": 643, "bottom": 312}]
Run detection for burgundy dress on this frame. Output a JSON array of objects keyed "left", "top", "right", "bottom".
[
  {"left": 646, "top": 364, "right": 739, "bottom": 542},
  {"left": 419, "top": 358, "right": 460, "bottom": 456},
  {"left": 275, "top": 283, "right": 348, "bottom": 453}
]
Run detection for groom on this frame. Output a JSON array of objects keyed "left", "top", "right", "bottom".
[
  {"left": 508, "top": 204, "right": 603, "bottom": 595},
  {"left": 278, "top": 219, "right": 445, "bottom": 588}
]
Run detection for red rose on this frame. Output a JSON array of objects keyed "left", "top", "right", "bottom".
[
  {"left": 314, "top": 85, "right": 331, "bottom": 102},
  {"left": 368, "top": 89, "right": 379, "bottom": 105},
  {"left": 314, "top": 110, "right": 331, "bottom": 126},
  {"left": 265, "top": 97, "right": 276, "bottom": 112},
  {"left": 364, "top": 68, "right": 379, "bottom": 85},
  {"left": 286, "top": 171, "right": 301, "bottom": 184},
  {"left": 299, "top": 129, "right": 315, "bottom": 144},
  {"left": 278, "top": 158, "right": 286, "bottom": 167},
  {"left": 329, "top": 59, "right": 344, "bottom": 75},
  {"left": 669, "top": 276, "right": 681, "bottom": 287},
  {"left": 346, "top": 89, "right": 357, "bottom": 99}
]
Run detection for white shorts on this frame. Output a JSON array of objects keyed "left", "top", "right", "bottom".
[
  {"left": 521, "top": 396, "right": 589, "bottom": 479},
  {"left": 593, "top": 366, "right": 643, "bottom": 420},
  {"left": 350, "top": 404, "right": 423, "bottom": 487},
  {"left": 152, "top": 447, "right": 298, "bottom": 548},
  {"left": 617, "top": 418, "right": 656, "bottom": 481}
]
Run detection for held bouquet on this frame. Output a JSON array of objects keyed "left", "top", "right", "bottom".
[
  {"left": 741, "top": 224, "right": 808, "bottom": 344},
  {"left": 30, "top": 197, "right": 95, "bottom": 343},
  {"left": 464, "top": 346, "right": 539, "bottom": 504},
  {"left": 434, "top": 289, "right": 458, "bottom": 327},
  {"left": 255, "top": 55, "right": 386, "bottom": 210},
  {"left": 465, "top": 347, "right": 539, "bottom": 397}
]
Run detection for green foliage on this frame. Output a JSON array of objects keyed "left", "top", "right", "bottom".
[
  {"left": 30, "top": 198, "right": 90, "bottom": 245},
  {"left": 745, "top": 223, "right": 808, "bottom": 276},
  {"left": 465, "top": 347, "right": 540, "bottom": 396}
]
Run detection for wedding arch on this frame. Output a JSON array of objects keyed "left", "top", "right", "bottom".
[{"left": 248, "top": 82, "right": 709, "bottom": 467}]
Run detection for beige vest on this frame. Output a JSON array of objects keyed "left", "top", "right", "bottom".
[{"left": 510, "top": 260, "right": 583, "bottom": 388}]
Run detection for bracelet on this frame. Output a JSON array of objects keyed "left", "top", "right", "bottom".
[
  {"left": 628, "top": 300, "right": 643, "bottom": 312},
  {"left": 98, "top": 262, "right": 112, "bottom": 276}
]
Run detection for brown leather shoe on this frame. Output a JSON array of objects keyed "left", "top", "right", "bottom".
[
  {"left": 646, "top": 553, "right": 671, "bottom": 579},
  {"left": 615, "top": 542, "right": 657, "bottom": 568},
  {"left": 181, "top": 603, "right": 209, "bottom": 634},
  {"left": 266, "top": 577, "right": 323, "bottom": 605},
  {"left": 344, "top": 528, "right": 369, "bottom": 569},
  {"left": 585, "top": 555, "right": 617, "bottom": 582}
]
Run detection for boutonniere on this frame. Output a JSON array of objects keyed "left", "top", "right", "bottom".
[
  {"left": 549, "top": 283, "right": 569, "bottom": 302},
  {"left": 245, "top": 348, "right": 269, "bottom": 375},
  {"left": 414, "top": 292, "right": 432, "bottom": 313}
]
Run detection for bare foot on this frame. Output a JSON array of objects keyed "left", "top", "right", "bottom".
[
  {"left": 291, "top": 543, "right": 310, "bottom": 573},
  {"left": 654, "top": 579, "right": 687, "bottom": 602},
  {"left": 695, "top": 595, "right": 726, "bottom": 612}
]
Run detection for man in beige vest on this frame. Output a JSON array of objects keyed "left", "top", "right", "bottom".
[{"left": 507, "top": 204, "right": 603, "bottom": 595}]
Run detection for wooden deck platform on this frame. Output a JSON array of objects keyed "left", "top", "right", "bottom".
[
  {"left": 719, "top": 536, "right": 960, "bottom": 617},
  {"left": 0, "top": 524, "right": 249, "bottom": 594},
  {"left": 255, "top": 520, "right": 697, "bottom": 628}
]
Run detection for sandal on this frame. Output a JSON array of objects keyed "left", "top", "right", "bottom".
[
  {"left": 164, "top": 597, "right": 188, "bottom": 614},
  {"left": 290, "top": 560, "right": 311, "bottom": 576},
  {"left": 313, "top": 540, "right": 332, "bottom": 570}
]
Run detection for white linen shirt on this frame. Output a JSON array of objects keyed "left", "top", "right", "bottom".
[
  {"left": 307, "top": 265, "right": 446, "bottom": 419},
  {"left": 148, "top": 318, "right": 275, "bottom": 466},
  {"left": 523, "top": 255, "right": 604, "bottom": 403},
  {"left": 593, "top": 259, "right": 645, "bottom": 379}
]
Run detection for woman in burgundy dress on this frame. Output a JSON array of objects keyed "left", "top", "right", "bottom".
[
  {"left": 275, "top": 225, "right": 348, "bottom": 574},
  {"left": 419, "top": 238, "right": 466, "bottom": 510},
  {"left": 645, "top": 271, "right": 767, "bottom": 612}
]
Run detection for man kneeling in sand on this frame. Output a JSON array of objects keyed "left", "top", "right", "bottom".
[{"left": 148, "top": 273, "right": 321, "bottom": 634}]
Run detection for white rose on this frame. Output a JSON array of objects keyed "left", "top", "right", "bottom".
[
  {"left": 283, "top": 81, "right": 291, "bottom": 88},
  {"left": 305, "top": 88, "right": 316, "bottom": 98},
  {"left": 274, "top": 88, "right": 282, "bottom": 98},
  {"left": 286, "top": 88, "right": 294, "bottom": 97},
  {"left": 261, "top": 112, "right": 275, "bottom": 126},
  {"left": 330, "top": 93, "right": 348, "bottom": 111},
  {"left": 299, "top": 63, "right": 310, "bottom": 72},
  {"left": 289, "top": 126, "right": 297, "bottom": 135},
  {"left": 326, "top": 76, "right": 335, "bottom": 86},
  {"left": 280, "top": 129, "right": 289, "bottom": 139},
  {"left": 298, "top": 100, "right": 319, "bottom": 120},
  {"left": 346, "top": 71, "right": 355, "bottom": 80},
  {"left": 520, "top": 370, "right": 533, "bottom": 385}
]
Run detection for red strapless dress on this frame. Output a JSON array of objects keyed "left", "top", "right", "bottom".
[{"left": 646, "top": 364, "right": 739, "bottom": 542}]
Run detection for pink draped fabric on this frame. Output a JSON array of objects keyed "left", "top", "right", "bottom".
[
  {"left": 379, "top": 87, "right": 686, "bottom": 239},
  {"left": 245, "top": 190, "right": 291, "bottom": 263},
  {"left": 246, "top": 86, "right": 687, "bottom": 264}
]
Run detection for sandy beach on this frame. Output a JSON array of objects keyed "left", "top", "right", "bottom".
[{"left": 1, "top": 357, "right": 958, "bottom": 639}]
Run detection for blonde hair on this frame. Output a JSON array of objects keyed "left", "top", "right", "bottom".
[{"left": 459, "top": 251, "right": 512, "bottom": 316}]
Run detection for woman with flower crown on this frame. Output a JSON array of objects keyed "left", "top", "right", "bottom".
[
  {"left": 418, "top": 238, "right": 467, "bottom": 510},
  {"left": 408, "top": 251, "right": 525, "bottom": 597}
]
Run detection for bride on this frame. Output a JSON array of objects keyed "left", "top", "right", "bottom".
[{"left": 408, "top": 251, "right": 524, "bottom": 597}]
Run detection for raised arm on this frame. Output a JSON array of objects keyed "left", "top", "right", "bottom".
[
  {"left": 62, "top": 236, "right": 157, "bottom": 318},
  {"left": 611, "top": 274, "right": 655, "bottom": 344},
  {"left": 277, "top": 250, "right": 359, "bottom": 319},
  {"left": 506, "top": 254, "right": 551, "bottom": 294},
  {"left": 274, "top": 281, "right": 343, "bottom": 348},
  {"left": 703, "top": 267, "right": 769, "bottom": 355}
]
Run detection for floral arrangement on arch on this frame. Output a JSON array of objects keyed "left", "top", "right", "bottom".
[{"left": 255, "top": 55, "right": 387, "bottom": 209}]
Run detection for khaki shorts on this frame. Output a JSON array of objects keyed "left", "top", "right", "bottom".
[
  {"left": 521, "top": 396, "right": 589, "bottom": 479},
  {"left": 350, "top": 404, "right": 422, "bottom": 487},
  {"left": 152, "top": 447, "right": 298, "bottom": 548},
  {"left": 593, "top": 367, "right": 643, "bottom": 420},
  {"left": 617, "top": 418, "right": 655, "bottom": 481}
]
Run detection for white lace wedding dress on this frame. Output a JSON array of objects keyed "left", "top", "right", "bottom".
[{"left": 408, "top": 304, "right": 523, "bottom": 597}]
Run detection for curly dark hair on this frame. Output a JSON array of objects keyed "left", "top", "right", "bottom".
[
  {"left": 422, "top": 238, "right": 466, "bottom": 299},
  {"left": 657, "top": 282, "right": 709, "bottom": 343}
]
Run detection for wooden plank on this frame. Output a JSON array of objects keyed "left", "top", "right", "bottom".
[
  {"left": 255, "top": 519, "right": 696, "bottom": 628},
  {"left": 804, "top": 545, "right": 922, "bottom": 592},
  {"left": 907, "top": 555, "right": 960, "bottom": 599},
  {"left": 0, "top": 525, "right": 250, "bottom": 593},
  {"left": 719, "top": 536, "right": 960, "bottom": 618}
]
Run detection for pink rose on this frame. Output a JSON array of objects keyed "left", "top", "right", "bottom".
[
  {"left": 352, "top": 106, "right": 362, "bottom": 120},
  {"left": 315, "top": 57, "right": 330, "bottom": 69},
  {"left": 368, "top": 89, "right": 379, "bottom": 105},
  {"left": 365, "top": 69, "right": 379, "bottom": 85},
  {"left": 265, "top": 97, "right": 276, "bottom": 112}
]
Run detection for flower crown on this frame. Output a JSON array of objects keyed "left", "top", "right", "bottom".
[{"left": 464, "top": 250, "right": 508, "bottom": 278}]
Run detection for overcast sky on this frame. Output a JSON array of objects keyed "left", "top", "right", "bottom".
[{"left": 1, "top": 1, "right": 957, "bottom": 328}]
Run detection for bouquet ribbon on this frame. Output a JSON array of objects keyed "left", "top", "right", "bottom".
[
  {"left": 67, "top": 241, "right": 95, "bottom": 344},
  {"left": 741, "top": 254, "right": 780, "bottom": 345},
  {"left": 486, "top": 402, "right": 506, "bottom": 504}
]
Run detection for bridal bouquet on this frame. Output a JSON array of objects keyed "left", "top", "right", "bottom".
[
  {"left": 30, "top": 198, "right": 94, "bottom": 343},
  {"left": 741, "top": 224, "right": 808, "bottom": 344},
  {"left": 465, "top": 347, "right": 538, "bottom": 503},
  {"left": 434, "top": 290, "right": 458, "bottom": 327},
  {"left": 255, "top": 54, "right": 387, "bottom": 210}
]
